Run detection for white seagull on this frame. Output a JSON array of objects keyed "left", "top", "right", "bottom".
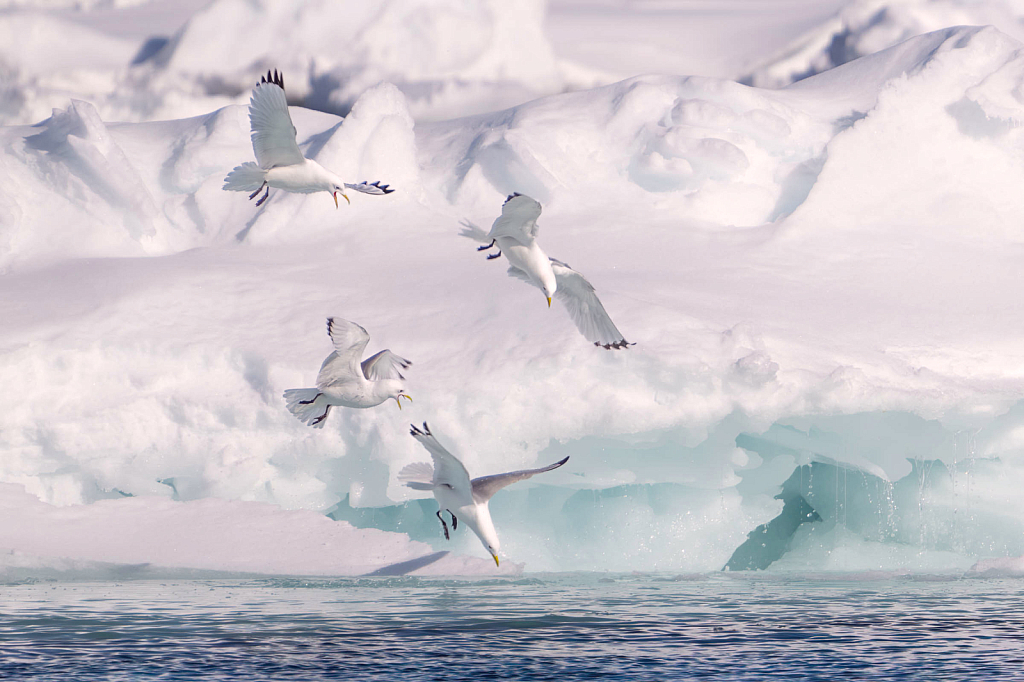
[
  {"left": 223, "top": 69, "right": 395, "bottom": 208},
  {"left": 461, "top": 193, "right": 633, "bottom": 349},
  {"left": 283, "top": 317, "right": 411, "bottom": 428},
  {"left": 399, "top": 422, "right": 570, "bottom": 567}
]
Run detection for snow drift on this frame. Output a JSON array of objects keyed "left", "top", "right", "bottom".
[
  {"left": 744, "top": 0, "right": 1024, "bottom": 87},
  {"left": 2, "top": 25, "right": 1024, "bottom": 575},
  {"left": 0, "top": 0, "right": 566, "bottom": 126}
]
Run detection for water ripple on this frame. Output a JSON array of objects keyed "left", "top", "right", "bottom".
[{"left": 2, "top": 575, "right": 1024, "bottom": 680}]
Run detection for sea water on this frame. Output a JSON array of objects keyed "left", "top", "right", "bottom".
[{"left": 2, "top": 573, "right": 1023, "bottom": 680}]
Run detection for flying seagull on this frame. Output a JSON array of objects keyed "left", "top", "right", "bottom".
[
  {"left": 283, "top": 317, "right": 411, "bottom": 428},
  {"left": 223, "top": 69, "right": 394, "bottom": 208},
  {"left": 460, "top": 193, "right": 633, "bottom": 349},
  {"left": 399, "top": 422, "right": 570, "bottom": 566}
]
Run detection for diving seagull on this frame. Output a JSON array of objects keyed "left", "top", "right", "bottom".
[
  {"left": 223, "top": 69, "right": 395, "bottom": 208},
  {"left": 460, "top": 193, "right": 633, "bottom": 349},
  {"left": 283, "top": 317, "right": 411, "bottom": 428},
  {"left": 399, "top": 422, "right": 570, "bottom": 566}
]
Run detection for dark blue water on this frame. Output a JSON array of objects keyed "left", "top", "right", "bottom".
[{"left": 2, "top": 573, "right": 1023, "bottom": 680}]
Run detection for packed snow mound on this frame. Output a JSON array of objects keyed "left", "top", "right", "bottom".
[
  {"left": 0, "top": 0, "right": 564, "bottom": 125},
  {"left": 743, "top": 0, "right": 1024, "bottom": 87},
  {"left": 157, "top": 0, "right": 561, "bottom": 120},
  {"left": 0, "top": 483, "right": 515, "bottom": 577},
  {"left": 2, "top": 27, "right": 1024, "bottom": 572},
  {"left": 0, "top": 83, "right": 417, "bottom": 269}
]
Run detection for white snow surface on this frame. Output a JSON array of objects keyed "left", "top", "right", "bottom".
[
  {"left": 2, "top": 13, "right": 1024, "bottom": 575},
  {"left": 744, "top": 0, "right": 1024, "bottom": 87}
]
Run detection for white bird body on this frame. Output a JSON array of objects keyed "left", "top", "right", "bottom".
[
  {"left": 431, "top": 481, "right": 501, "bottom": 558},
  {"left": 399, "top": 423, "right": 569, "bottom": 566},
  {"left": 283, "top": 318, "right": 411, "bottom": 428},
  {"left": 461, "top": 193, "right": 633, "bottom": 349},
  {"left": 224, "top": 70, "right": 394, "bottom": 208},
  {"left": 497, "top": 237, "right": 558, "bottom": 301},
  {"left": 264, "top": 158, "right": 342, "bottom": 194}
]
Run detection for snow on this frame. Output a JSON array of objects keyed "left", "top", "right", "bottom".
[
  {"left": 0, "top": 483, "right": 516, "bottom": 578},
  {"left": 2, "top": 1, "right": 1024, "bottom": 577},
  {"left": 744, "top": 0, "right": 1024, "bottom": 87}
]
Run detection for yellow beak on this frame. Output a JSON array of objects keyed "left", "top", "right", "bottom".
[
  {"left": 396, "top": 394, "right": 412, "bottom": 409},
  {"left": 493, "top": 554, "right": 500, "bottom": 567},
  {"left": 547, "top": 296, "right": 552, "bottom": 308},
  {"left": 333, "top": 192, "right": 351, "bottom": 208}
]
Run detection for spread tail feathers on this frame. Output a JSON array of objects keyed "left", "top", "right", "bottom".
[
  {"left": 223, "top": 162, "right": 267, "bottom": 191},
  {"left": 283, "top": 388, "right": 329, "bottom": 429},
  {"left": 458, "top": 219, "right": 490, "bottom": 243},
  {"left": 398, "top": 462, "right": 435, "bottom": 490}
]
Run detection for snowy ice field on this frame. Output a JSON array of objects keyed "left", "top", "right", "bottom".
[{"left": 2, "top": 0, "right": 1024, "bottom": 578}]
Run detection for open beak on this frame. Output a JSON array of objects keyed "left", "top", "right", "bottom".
[
  {"left": 395, "top": 394, "right": 412, "bottom": 409},
  {"left": 333, "top": 192, "right": 351, "bottom": 208},
  {"left": 547, "top": 296, "right": 552, "bottom": 308}
]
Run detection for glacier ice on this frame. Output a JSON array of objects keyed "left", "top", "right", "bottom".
[{"left": 1, "top": 24, "right": 1024, "bottom": 575}]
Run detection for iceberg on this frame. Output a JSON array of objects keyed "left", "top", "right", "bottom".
[{"left": 2, "top": 22, "right": 1024, "bottom": 575}]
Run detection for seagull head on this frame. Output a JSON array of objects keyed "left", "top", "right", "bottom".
[
  {"left": 331, "top": 184, "right": 350, "bottom": 208},
  {"left": 378, "top": 380, "right": 411, "bottom": 409},
  {"left": 541, "top": 275, "right": 557, "bottom": 308},
  {"left": 472, "top": 516, "right": 502, "bottom": 567}
]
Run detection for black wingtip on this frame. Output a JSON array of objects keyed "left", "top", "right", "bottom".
[
  {"left": 596, "top": 340, "right": 635, "bottom": 350},
  {"left": 503, "top": 192, "right": 523, "bottom": 204},
  {"left": 258, "top": 69, "right": 285, "bottom": 91},
  {"left": 410, "top": 421, "right": 432, "bottom": 437}
]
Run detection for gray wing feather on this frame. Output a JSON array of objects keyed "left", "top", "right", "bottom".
[
  {"left": 471, "top": 456, "right": 570, "bottom": 503},
  {"left": 409, "top": 424, "right": 472, "bottom": 495},
  {"left": 345, "top": 181, "right": 394, "bottom": 195},
  {"left": 315, "top": 318, "right": 371, "bottom": 389},
  {"left": 550, "top": 261, "right": 632, "bottom": 349},
  {"left": 248, "top": 76, "right": 304, "bottom": 169},
  {"left": 361, "top": 350, "right": 411, "bottom": 380},
  {"left": 487, "top": 193, "right": 542, "bottom": 245}
]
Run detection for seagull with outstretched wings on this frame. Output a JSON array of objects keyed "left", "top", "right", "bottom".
[
  {"left": 399, "top": 422, "right": 570, "bottom": 566},
  {"left": 283, "top": 317, "right": 411, "bottom": 428},
  {"left": 461, "top": 193, "right": 633, "bottom": 349},
  {"left": 224, "top": 69, "right": 395, "bottom": 208}
]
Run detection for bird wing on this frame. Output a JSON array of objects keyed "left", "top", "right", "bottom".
[
  {"left": 487, "top": 193, "right": 542, "bottom": 245},
  {"left": 248, "top": 70, "right": 304, "bottom": 170},
  {"left": 345, "top": 181, "right": 394, "bottom": 195},
  {"left": 409, "top": 423, "right": 472, "bottom": 495},
  {"left": 361, "top": 350, "right": 411, "bottom": 380},
  {"left": 550, "top": 260, "right": 632, "bottom": 349},
  {"left": 315, "top": 317, "right": 371, "bottom": 388},
  {"left": 471, "top": 456, "right": 570, "bottom": 504}
]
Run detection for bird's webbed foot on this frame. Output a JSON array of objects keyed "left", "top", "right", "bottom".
[
  {"left": 248, "top": 181, "right": 267, "bottom": 201},
  {"left": 436, "top": 509, "right": 450, "bottom": 540},
  {"left": 450, "top": 512, "right": 458, "bottom": 531},
  {"left": 298, "top": 393, "right": 323, "bottom": 405},
  {"left": 477, "top": 239, "right": 496, "bottom": 252},
  {"left": 311, "top": 404, "right": 331, "bottom": 426},
  {"left": 254, "top": 187, "right": 270, "bottom": 207},
  {"left": 486, "top": 251, "right": 502, "bottom": 260}
]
